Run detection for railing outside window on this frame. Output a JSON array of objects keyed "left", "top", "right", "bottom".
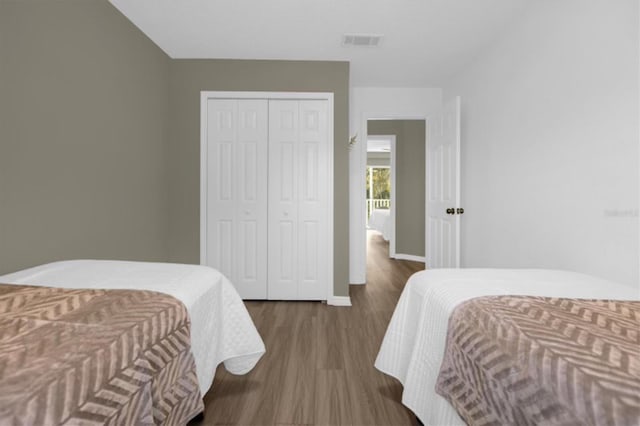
[{"left": 367, "top": 199, "right": 390, "bottom": 222}]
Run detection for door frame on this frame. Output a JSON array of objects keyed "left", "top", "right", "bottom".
[
  {"left": 200, "top": 91, "right": 336, "bottom": 302},
  {"left": 355, "top": 115, "right": 429, "bottom": 284}
]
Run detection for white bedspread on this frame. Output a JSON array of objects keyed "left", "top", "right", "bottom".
[
  {"left": 375, "top": 268, "right": 639, "bottom": 426},
  {"left": 0, "top": 260, "right": 266, "bottom": 396},
  {"left": 369, "top": 208, "right": 391, "bottom": 241}
]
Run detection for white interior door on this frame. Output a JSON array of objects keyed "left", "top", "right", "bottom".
[
  {"left": 206, "top": 99, "right": 268, "bottom": 298},
  {"left": 268, "top": 100, "right": 328, "bottom": 300},
  {"left": 426, "top": 96, "right": 461, "bottom": 268}
]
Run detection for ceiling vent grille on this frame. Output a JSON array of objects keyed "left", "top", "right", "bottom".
[{"left": 342, "top": 34, "right": 383, "bottom": 47}]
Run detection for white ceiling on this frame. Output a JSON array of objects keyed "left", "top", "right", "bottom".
[{"left": 109, "top": 0, "right": 529, "bottom": 87}]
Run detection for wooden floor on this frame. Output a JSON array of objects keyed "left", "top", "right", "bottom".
[{"left": 197, "top": 230, "right": 424, "bottom": 425}]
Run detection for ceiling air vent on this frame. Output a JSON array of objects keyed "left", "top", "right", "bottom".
[{"left": 342, "top": 34, "right": 383, "bottom": 47}]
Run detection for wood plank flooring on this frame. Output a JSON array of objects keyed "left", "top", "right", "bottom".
[{"left": 196, "top": 230, "right": 424, "bottom": 425}]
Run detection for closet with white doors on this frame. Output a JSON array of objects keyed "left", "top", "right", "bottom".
[{"left": 200, "top": 92, "right": 333, "bottom": 301}]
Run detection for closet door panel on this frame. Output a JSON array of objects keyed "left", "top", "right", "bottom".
[
  {"left": 216, "top": 220, "right": 234, "bottom": 277},
  {"left": 206, "top": 99, "right": 268, "bottom": 299},
  {"left": 206, "top": 99, "right": 237, "bottom": 281},
  {"left": 297, "top": 100, "right": 328, "bottom": 300},
  {"left": 268, "top": 100, "right": 299, "bottom": 299},
  {"left": 235, "top": 100, "right": 268, "bottom": 299}
]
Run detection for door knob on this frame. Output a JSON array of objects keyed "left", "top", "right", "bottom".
[{"left": 446, "top": 208, "right": 455, "bottom": 215}]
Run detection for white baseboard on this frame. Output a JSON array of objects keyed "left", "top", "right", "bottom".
[
  {"left": 393, "top": 253, "right": 426, "bottom": 263},
  {"left": 327, "top": 296, "right": 352, "bottom": 306}
]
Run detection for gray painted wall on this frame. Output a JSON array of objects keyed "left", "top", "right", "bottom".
[
  {"left": 168, "top": 60, "right": 350, "bottom": 296},
  {"left": 0, "top": 0, "right": 171, "bottom": 275},
  {"left": 0, "top": 1, "right": 350, "bottom": 297},
  {"left": 368, "top": 120, "right": 425, "bottom": 257},
  {"left": 367, "top": 152, "right": 390, "bottom": 167}
]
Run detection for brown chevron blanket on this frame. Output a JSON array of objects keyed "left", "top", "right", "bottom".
[
  {"left": 0, "top": 283, "right": 204, "bottom": 425},
  {"left": 436, "top": 296, "right": 640, "bottom": 426}
]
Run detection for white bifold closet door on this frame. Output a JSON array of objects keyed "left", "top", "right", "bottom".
[
  {"left": 205, "top": 98, "right": 329, "bottom": 300},
  {"left": 206, "top": 99, "right": 268, "bottom": 299},
  {"left": 268, "top": 100, "right": 329, "bottom": 300}
]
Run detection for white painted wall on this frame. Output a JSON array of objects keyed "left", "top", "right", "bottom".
[
  {"left": 444, "top": 0, "right": 639, "bottom": 287},
  {"left": 349, "top": 87, "right": 442, "bottom": 283}
]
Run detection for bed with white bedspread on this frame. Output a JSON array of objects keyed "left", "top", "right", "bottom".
[
  {"left": 0, "top": 259, "right": 266, "bottom": 396},
  {"left": 375, "top": 269, "right": 639, "bottom": 425},
  {"left": 368, "top": 208, "right": 391, "bottom": 241}
]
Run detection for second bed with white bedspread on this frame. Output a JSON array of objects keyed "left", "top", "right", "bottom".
[{"left": 375, "top": 269, "right": 639, "bottom": 425}]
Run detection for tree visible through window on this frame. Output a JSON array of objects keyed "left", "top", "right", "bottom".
[
  {"left": 366, "top": 167, "right": 391, "bottom": 220},
  {"left": 366, "top": 167, "right": 391, "bottom": 199}
]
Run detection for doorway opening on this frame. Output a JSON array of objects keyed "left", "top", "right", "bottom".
[
  {"left": 366, "top": 120, "right": 426, "bottom": 267},
  {"left": 366, "top": 166, "right": 391, "bottom": 224},
  {"left": 366, "top": 135, "right": 394, "bottom": 261}
]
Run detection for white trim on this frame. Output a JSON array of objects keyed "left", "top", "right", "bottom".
[
  {"left": 424, "top": 118, "right": 430, "bottom": 269},
  {"left": 199, "top": 95, "right": 208, "bottom": 266},
  {"left": 326, "top": 95, "right": 335, "bottom": 301},
  {"left": 200, "top": 91, "right": 335, "bottom": 302},
  {"left": 390, "top": 136, "right": 397, "bottom": 258},
  {"left": 327, "top": 296, "right": 352, "bottom": 306},
  {"left": 453, "top": 96, "right": 462, "bottom": 268},
  {"left": 201, "top": 91, "right": 335, "bottom": 100},
  {"left": 358, "top": 114, "right": 429, "bottom": 284},
  {"left": 392, "top": 253, "right": 426, "bottom": 263}
]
